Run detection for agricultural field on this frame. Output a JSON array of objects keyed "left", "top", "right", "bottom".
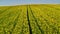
[{"left": 0, "top": 4, "right": 60, "bottom": 34}]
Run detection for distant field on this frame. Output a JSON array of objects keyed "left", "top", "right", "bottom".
[{"left": 0, "top": 4, "right": 60, "bottom": 34}]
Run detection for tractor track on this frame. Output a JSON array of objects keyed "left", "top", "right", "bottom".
[
  {"left": 29, "top": 5, "right": 44, "bottom": 34},
  {"left": 27, "top": 5, "right": 32, "bottom": 34}
]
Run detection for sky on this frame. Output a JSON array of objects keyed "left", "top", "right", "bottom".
[{"left": 0, "top": 0, "right": 60, "bottom": 6}]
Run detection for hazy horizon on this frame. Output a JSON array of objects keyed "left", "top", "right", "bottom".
[{"left": 0, "top": 0, "right": 60, "bottom": 6}]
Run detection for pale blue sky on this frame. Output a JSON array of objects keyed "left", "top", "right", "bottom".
[{"left": 0, "top": 0, "right": 60, "bottom": 6}]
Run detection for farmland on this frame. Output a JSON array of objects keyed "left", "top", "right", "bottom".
[{"left": 0, "top": 4, "right": 60, "bottom": 34}]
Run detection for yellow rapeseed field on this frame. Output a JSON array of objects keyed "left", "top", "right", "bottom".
[{"left": 0, "top": 4, "right": 60, "bottom": 34}]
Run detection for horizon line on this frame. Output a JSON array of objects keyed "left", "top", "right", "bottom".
[{"left": 0, "top": 3, "right": 60, "bottom": 6}]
